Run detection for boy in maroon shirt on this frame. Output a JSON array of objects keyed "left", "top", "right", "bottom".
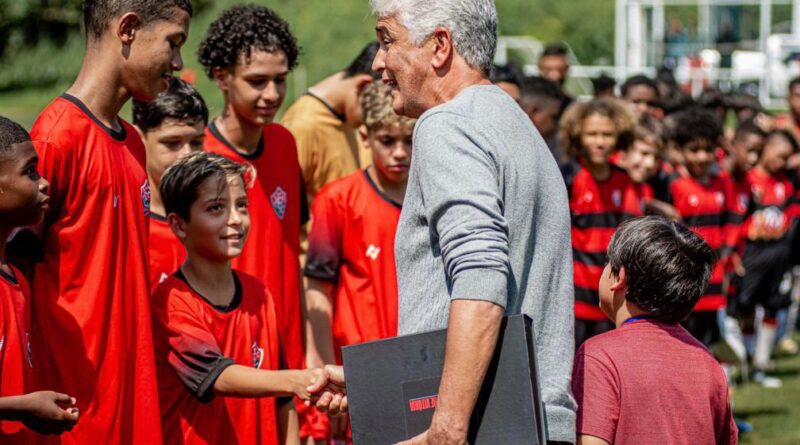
[{"left": 573, "top": 216, "right": 737, "bottom": 445}]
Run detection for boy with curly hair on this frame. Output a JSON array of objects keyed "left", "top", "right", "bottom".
[
  {"left": 197, "top": 5, "right": 322, "bottom": 441},
  {"left": 663, "top": 107, "right": 737, "bottom": 347}
]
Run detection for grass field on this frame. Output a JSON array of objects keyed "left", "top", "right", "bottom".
[{"left": 736, "top": 335, "right": 800, "bottom": 445}]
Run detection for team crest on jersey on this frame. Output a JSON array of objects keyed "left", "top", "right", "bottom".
[
  {"left": 583, "top": 191, "right": 594, "bottom": 203},
  {"left": 715, "top": 192, "right": 725, "bottom": 207},
  {"left": 159, "top": 273, "right": 169, "bottom": 284},
  {"left": 270, "top": 186, "right": 287, "bottom": 220},
  {"left": 0, "top": 335, "right": 4, "bottom": 352},
  {"left": 26, "top": 333, "right": 33, "bottom": 368},
  {"left": 776, "top": 183, "right": 786, "bottom": 201},
  {"left": 141, "top": 180, "right": 151, "bottom": 217},
  {"left": 611, "top": 189, "right": 622, "bottom": 208},
  {"left": 366, "top": 244, "right": 381, "bottom": 260},
  {"left": 252, "top": 342, "right": 264, "bottom": 369},
  {"left": 738, "top": 193, "right": 749, "bottom": 211},
  {"left": 688, "top": 194, "right": 699, "bottom": 207}
]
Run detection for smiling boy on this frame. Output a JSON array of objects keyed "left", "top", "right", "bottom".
[{"left": 27, "top": 1, "right": 192, "bottom": 442}]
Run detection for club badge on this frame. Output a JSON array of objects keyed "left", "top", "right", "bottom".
[
  {"left": 270, "top": 186, "right": 287, "bottom": 220},
  {"left": 252, "top": 342, "right": 264, "bottom": 369},
  {"left": 141, "top": 180, "right": 151, "bottom": 217}
]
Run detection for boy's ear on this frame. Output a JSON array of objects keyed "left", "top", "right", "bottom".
[
  {"left": 117, "top": 12, "right": 142, "bottom": 47},
  {"left": 358, "top": 125, "right": 369, "bottom": 143},
  {"left": 610, "top": 266, "right": 627, "bottom": 292},
  {"left": 354, "top": 75, "right": 374, "bottom": 95},
  {"left": 168, "top": 213, "right": 188, "bottom": 241},
  {"left": 211, "top": 67, "right": 232, "bottom": 93}
]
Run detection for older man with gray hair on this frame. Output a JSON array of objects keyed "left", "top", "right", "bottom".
[{"left": 364, "top": 0, "right": 577, "bottom": 444}]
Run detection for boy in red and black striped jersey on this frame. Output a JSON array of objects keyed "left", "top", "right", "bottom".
[
  {"left": 736, "top": 130, "right": 799, "bottom": 382},
  {"left": 132, "top": 78, "right": 208, "bottom": 291},
  {"left": 664, "top": 107, "right": 736, "bottom": 346},
  {"left": 24, "top": 2, "right": 192, "bottom": 443},
  {"left": 152, "top": 152, "right": 326, "bottom": 445},
  {"left": 0, "top": 117, "right": 78, "bottom": 443},
  {"left": 304, "top": 81, "right": 413, "bottom": 442},
  {"left": 560, "top": 98, "right": 648, "bottom": 347}
]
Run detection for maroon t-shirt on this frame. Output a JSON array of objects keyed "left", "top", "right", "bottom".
[{"left": 572, "top": 319, "right": 737, "bottom": 445}]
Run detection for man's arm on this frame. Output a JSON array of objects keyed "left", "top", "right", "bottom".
[{"left": 408, "top": 300, "right": 504, "bottom": 444}]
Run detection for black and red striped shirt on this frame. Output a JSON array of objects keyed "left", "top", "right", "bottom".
[
  {"left": 665, "top": 172, "right": 737, "bottom": 311},
  {"left": 566, "top": 165, "right": 649, "bottom": 320}
]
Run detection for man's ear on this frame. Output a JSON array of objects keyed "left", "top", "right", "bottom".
[
  {"left": 117, "top": 12, "right": 141, "bottom": 46},
  {"left": 610, "top": 266, "right": 627, "bottom": 292},
  {"left": 168, "top": 213, "right": 188, "bottom": 241},
  {"left": 430, "top": 26, "right": 453, "bottom": 71}
]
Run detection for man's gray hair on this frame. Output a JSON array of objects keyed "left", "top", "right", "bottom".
[{"left": 369, "top": 0, "right": 497, "bottom": 75}]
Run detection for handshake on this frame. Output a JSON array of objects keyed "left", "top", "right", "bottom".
[{"left": 303, "top": 365, "right": 348, "bottom": 415}]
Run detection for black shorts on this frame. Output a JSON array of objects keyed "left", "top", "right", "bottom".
[
  {"left": 682, "top": 311, "right": 720, "bottom": 348},
  {"left": 575, "top": 318, "right": 615, "bottom": 349},
  {"left": 735, "top": 241, "right": 792, "bottom": 317}
]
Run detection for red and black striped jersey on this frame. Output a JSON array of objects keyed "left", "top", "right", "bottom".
[
  {"left": 665, "top": 172, "right": 737, "bottom": 311},
  {"left": 566, "top": 164, "right": 647, "bottom": 320}
]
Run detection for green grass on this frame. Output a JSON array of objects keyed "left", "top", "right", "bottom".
[{"left": 736, "top": 335, "right": 800, "bottom": 445}]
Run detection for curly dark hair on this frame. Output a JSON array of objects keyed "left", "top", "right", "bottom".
[
  {"left": 608, "top": 216, "right": 716, "bottom": 323},
  {"left": 198, "top": 4, "right": 300, "bottom": 77},
  {"left": 670, "top": 106, "right": 722, "bottom": 148}
]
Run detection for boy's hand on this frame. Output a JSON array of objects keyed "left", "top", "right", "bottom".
[
  {"left": 307, "top": 365, "right": 348, "bottom": 415},
  {"left": 292, "top": 368, "right": 325, "bottom": 401},
  {"left": 18, "top": 391, "right": 79, "bottom": 435}
]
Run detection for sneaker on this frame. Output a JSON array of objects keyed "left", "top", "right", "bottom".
[{"left": 752, "top": 370, "right": 783, "bottom": 388}]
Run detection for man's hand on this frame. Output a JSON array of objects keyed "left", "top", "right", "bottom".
[
  {"left": 18, "top": 391, "right": 79, "bottom": 435},
  {"left": 307, "top": 364, "right": 348, "bottom": 415},
  {"left": 394, "top": 418, "right": 467, "bottom": 445}
]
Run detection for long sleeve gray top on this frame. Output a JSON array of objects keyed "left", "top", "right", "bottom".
[{"left": 395, "top": 84, "right": 577, "bottom": 443}]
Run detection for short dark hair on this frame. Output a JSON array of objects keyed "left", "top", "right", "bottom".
[
  {"left": 789, "top": 76, "right": 800, "bottom": 92},
  {"left": 519, "top": 76, "right": 564, "bottom": 111},
  {"left": 344, "top": 42, "right": 380, "bottom": 79},
  {"left": 766, "top": 129, "right": 800, "bottom": 154},
  {"left": 160, "top": 151, "right": 248, "bottom": 222},
  {"left": 133, "top": 78, "right": 208, "bottom": 133},
  {"left": 670, "top": 106, "right": 722, "bottom": 148},
  {"left": 733, "top": 118, "right": 767, "bottom": 142},
  {"left": 541, "top": 42, "right": 568, "bottom": 58},
  {"left": 661, "top": 90, "right": 695, "bottom": 115},
  {"left": 198, "top": 4, "right": 300, "bottom": 77},
  {"left": 489, "top": 63, "right": 524, "bottom": 88},
  {"left": 0, "top": 116, "right": 31, "bottom": 160},
  {"left": 591, "top": 74, "right": 616, "bottom": 94},
  {"left": 698, "top": 88, "right": 726, "bottom": 111},
  {"left": 620, "top": 75, "right": 660, "bottom": 99},
  {"left": 83, "top": 0, "right": 193, "bottom": 40},
  {"left": 608, "top": 216, "right": 716, "bottom": 323}
]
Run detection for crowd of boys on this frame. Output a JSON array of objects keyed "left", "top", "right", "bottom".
[{"left": 0, "top": 0, "right": 795, "bottom": 444}]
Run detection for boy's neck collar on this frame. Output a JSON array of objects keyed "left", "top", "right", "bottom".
[{"left": 212, "top": 113, "right": 264, "bottom": 157}]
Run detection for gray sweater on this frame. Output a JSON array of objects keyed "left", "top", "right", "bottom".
[{"left": 396, "top": 85, "right": 576, "bottom": 443}]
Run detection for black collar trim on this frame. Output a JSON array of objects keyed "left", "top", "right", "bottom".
[
  {"left": 307, "top": 92, "right": 346, "bottom": 123},
  {"left": 60, "top": 93, "right": 126, "bottom": 142},
  {"left": 208, "top": 120, "right": 264, "bottom": 161},
  {"left": 0, "top": 268, "right": 18, "bottom": 286},
  {"left": 175, "top": 269, "right": 243, "bottom": 313},
  {"left": 150, "top": 212, "right": 168, "bottom": 222},
  {"left": 363, "top": 168, "right": 402, "bottom": 209}
]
